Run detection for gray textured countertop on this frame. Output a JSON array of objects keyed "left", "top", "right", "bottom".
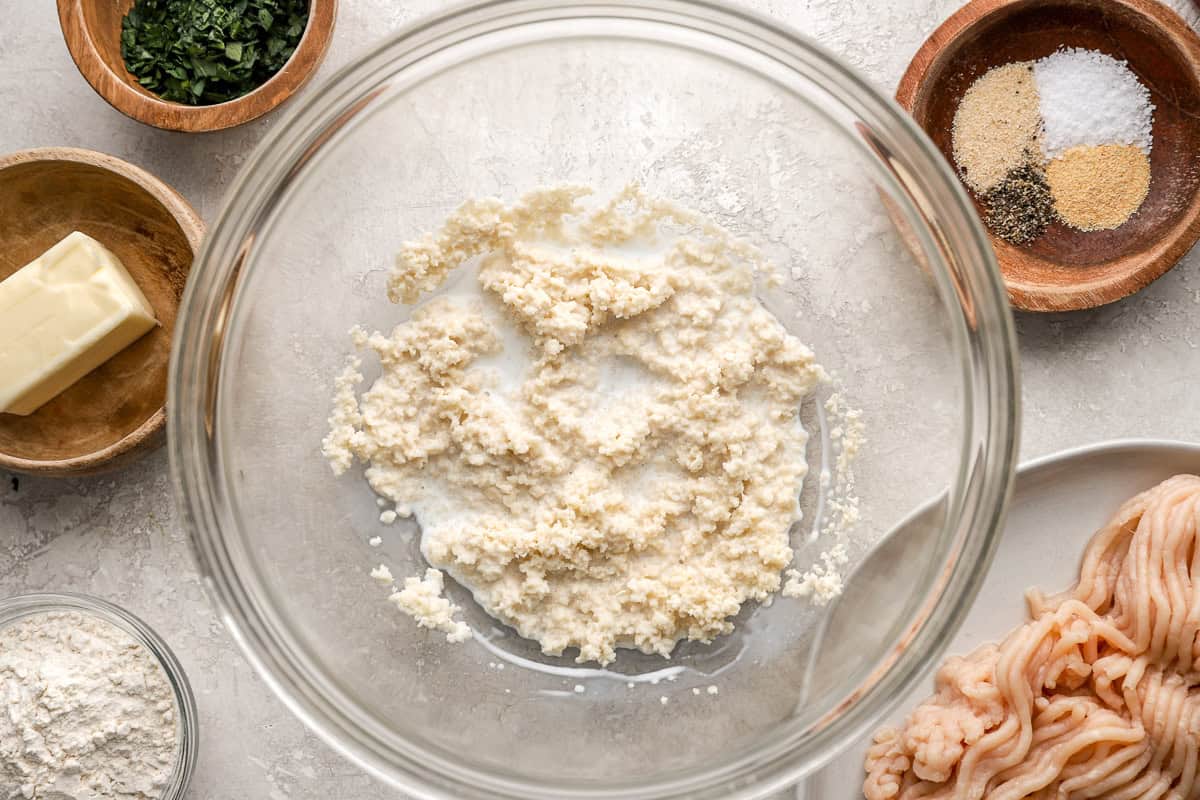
[{"left": 3, "top": 0, "right": 1200, "bottom": 797}]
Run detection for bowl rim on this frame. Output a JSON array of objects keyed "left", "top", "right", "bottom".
[
  {"left": 0, "top": 591, "right": 200, "bottom": 799},
  {"left": 55, "top": 0, "right": 338, "bottom": 132},
  {"left": 169, "top": 1, "right": 1020, "bottom": 797},
  {"left": 0, "top": 146, "right": 204, "bottom": 477},
  {"left": 896, "top": 0, "right": 1200, "bottom": 312}
]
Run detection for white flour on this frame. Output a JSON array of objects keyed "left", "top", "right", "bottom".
[{"left": 0, "top": 610, "right": 179, "bottom": 799}]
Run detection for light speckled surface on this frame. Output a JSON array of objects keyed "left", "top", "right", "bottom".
[{"left": 2, "top": 1, "right": 1200, "bottom": 797}]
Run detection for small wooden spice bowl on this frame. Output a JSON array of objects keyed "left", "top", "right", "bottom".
[
  {"left": 57, "top": 0, "right": 337, "bottom": 133},
  {"left": 898, "top": 0, "right": 1200, "bottom": 312},
  {"left": 0, "top": 148, "right": 203, "bottom": 477}
]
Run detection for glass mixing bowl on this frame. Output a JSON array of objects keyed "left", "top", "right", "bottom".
[{"left": 169, "top": 1, "right": 1019, "bottom": 797}]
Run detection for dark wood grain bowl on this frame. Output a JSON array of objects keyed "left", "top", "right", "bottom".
[
  {"left": 57, "top": 0, "right": 337, "bottom": 133},
  {"left": 897, "top": 0, "right": 1200, "bottom": 312},
  {"left": 0, "top": 148, "right": 203, "bottom": 477}
]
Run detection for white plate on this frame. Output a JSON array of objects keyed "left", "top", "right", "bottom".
[{"left": 800, "top": 438, "right": 1200, "bottom": 799}]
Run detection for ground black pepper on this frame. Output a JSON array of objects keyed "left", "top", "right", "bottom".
[{"left": 982, "top": 163, "right": 1055, "bottom": 244}]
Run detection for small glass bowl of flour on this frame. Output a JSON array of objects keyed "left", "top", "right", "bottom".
[{"left": 0, "top": 593, "right": 198, "bottom": 799}]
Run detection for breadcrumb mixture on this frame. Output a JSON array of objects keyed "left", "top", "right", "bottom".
[
  {"left": 324, "top": 186, "right": 828, "bottom": 665},
  {"left": 389, "top": 569, "right": 471, "bottom": 643}
]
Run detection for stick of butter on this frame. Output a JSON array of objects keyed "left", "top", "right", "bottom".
[{"left": 0, "top": 231, "right": 158, "bottom": 416}]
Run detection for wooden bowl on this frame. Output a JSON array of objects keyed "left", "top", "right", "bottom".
[
  {"left": 0, "top": 148, "right": 203, "bottom": 476},
  {"left": 897, "top": 0, "right": 1200, "bottom": 312},
  {"left": 57, "top": 0, "right": 336, "bottom": 132}
]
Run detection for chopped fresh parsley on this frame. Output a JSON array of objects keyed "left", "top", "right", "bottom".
[{"left": 120, "top": 0, "right": 309, "bottom": 106}]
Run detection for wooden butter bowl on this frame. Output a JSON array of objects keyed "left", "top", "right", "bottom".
[
  {"left": 57, "top": 0, "right": 337, "bottom": 133},
  {"left": 0, "top": 148, "right": 203, "bottom": 477},
  {"left": 897, "top": 0, "right": 1200, "bottom": 312}
]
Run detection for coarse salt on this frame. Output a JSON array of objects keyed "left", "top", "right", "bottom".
[{"left": 1034, "top": 48, "right": 1153, "bottom": 159}]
